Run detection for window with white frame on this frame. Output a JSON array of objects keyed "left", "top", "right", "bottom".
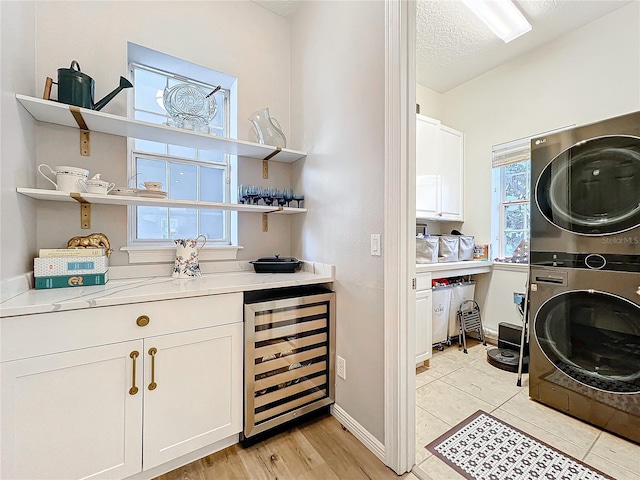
[
  {"left": 491, "top": 138, "right": 531, "bottom": 260},
  {"left": 126, "top": 43, "right": 238, "bottom": 257},
  {"left": 491, "top": 126, "right": 573, "bottom": 261}
]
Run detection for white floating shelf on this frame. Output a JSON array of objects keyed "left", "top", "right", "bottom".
[
  {"left": 17, "top": 188, "right": 306, "bottom": 215},
  {"left": 16, "top": 94, "right": 306, "bottom": 163}
]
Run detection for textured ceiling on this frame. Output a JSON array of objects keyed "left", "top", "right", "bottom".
[
  {"left": 417, "top": 0, "right": 635, "bottom": 93},
  {"left": 251, "top": 0, "right": 635, "bottom": 94},
  {"left": 251, "top": 0, "right": 300, "bottom": 17}
]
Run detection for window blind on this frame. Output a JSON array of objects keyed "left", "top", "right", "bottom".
[
  {"left": 492, "top": 125, "right": 574, "bottom": 168},
  {"left": 492, "top": 137, "right": 530, "bottom": 168}
]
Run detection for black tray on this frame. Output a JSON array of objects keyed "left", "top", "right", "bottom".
[{"left": 250, "top": 255, "right": 303, "bottom": 273}]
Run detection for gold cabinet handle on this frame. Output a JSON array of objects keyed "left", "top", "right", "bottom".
[
  {"left": 136, "top": 315, "right": 150, "bottom": 327},
  {"left": 129, "top": 351, "right": 139, "bottom": 395},
  {"left": 148, "top": 347, "right": 157, "bottom": 390}
]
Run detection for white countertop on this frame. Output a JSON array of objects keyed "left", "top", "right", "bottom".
[
  {"left": 0, "top": 262, "right": 334, "bottom": 318},
  {"left": 416, "top": 260, "right": 492, "bottom": 276}
]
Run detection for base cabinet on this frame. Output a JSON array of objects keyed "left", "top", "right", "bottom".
[
  {"left": 415, "top": 273, "right": 433, "bottom": 366},
  {"left": 1, "top": 341, "right": 143, "bottom": 480},
  {"left": 1, "top": 294, "right": 243, "bottom": 480},
  {"left": 143, "top": 324, "right": 242, "bottom": 470}
]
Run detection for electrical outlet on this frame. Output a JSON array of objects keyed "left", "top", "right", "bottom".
[
  {"left": 337, "top": 355, "right": 346, "bottom": 380},
  {"left": 513, "top": 292, "right": 525, "bottom": 305}
]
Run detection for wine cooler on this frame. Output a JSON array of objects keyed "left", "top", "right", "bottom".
[{"left": 242, "top": 286, "right": 336, "bottom": 442}]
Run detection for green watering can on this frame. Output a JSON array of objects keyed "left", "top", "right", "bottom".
[{"left": 56, "top": 60, "right": 133, "bottom": 111}]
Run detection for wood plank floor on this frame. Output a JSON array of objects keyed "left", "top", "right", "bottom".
[{"left": 155, "top": 414, "right": 412, "bottom": 480}]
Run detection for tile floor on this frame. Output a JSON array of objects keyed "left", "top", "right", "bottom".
[{"left": 413, "top": 339, "right": 640, "bottom": 480}]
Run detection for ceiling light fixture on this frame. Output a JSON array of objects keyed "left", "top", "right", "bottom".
[{"left": 461, "top": 0, "right": 532, "bottom": 43}]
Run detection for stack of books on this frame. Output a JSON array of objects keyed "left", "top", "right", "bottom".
[{"left": 34, "top": 248, "right": 109, "bottom": 289}]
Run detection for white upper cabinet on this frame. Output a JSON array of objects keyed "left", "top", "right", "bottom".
[
  {"left": 438, "top": 125, "right": 464, "bottom": 220},
  {"left": 416, "top": 114, "right": 464, "bottom": 221},
  {"left": 416, "top": 115, "right": 440, "bottom": 218}
]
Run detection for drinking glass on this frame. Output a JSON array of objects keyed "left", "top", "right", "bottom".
[
  {"left": 238, "top": 184, "right": 247, "bottom": 204},
  {"left": 283, "top": 188, "right": 294, "bottom": 207},
  {"left": 260, "top": 187, "right": 273, "bottom": 205},
  {"left": 277, "top": 193, "right": 288, "bottom": 208},
  {"left": 245, "top": 185, "right": 258, "bottom": 205},
  {"left": 293, "top": 193, "right": 305, "bottom": 208},
  {"left": 254, "top": 186, "right": 263, "bottom": 205},
  {"left": 272, "top": 189, "right": 284, "bottom": 207},
  {"left": 263, "top": 187, "right": 276, "bottom": 206}
]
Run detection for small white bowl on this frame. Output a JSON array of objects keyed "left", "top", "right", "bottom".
[
  {"left": 139, "top": 181, "right": 163, "bottom": 191},
  {"left": 80, "top": 179, "right": 115, "bottom": 195}
]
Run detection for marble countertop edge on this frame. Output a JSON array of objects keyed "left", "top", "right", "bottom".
[{"left": 0, "top": 261, "right": 334, "bottom": 318}]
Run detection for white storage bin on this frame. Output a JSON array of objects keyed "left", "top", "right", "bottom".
[
  {"left": 437, "top": 235, "right": 459, "bottom": 262},
  {"left": 458, "top": 236, "right": 475, "bottom": 261},
  {"left": 432, "top": 285, "right": 452, "bottom": 346},
  {"left": 416, "top": 236, "right": 439, "bottom": 264},
  {"left": 448, "top": 281, "right": 476, "bottom": 338}
]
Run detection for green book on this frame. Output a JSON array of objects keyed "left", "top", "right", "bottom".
[{"left": 34, "top": 272, "right": 109, "bottom": 290}]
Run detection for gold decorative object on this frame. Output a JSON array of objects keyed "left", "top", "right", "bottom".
[{"left": 66, "top": 232, "right": 113, "bottom": 257}]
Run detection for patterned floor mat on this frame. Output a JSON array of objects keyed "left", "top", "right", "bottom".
[{"left": 425, "top": 410, "right": 613, "bottom": 480}]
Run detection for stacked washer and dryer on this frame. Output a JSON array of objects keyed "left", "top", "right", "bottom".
[{"left": 528, "top": 111, "right": 640, "bottom": 444}]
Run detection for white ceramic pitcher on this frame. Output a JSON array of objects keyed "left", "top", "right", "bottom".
[{"left": 172, "top": 235, "right": 207, "bottom": 278}]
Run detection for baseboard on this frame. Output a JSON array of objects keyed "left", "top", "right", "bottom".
[
  {"left": 412, "top": 463, "right": 435, "bottom": 480},
  {"left": 331, "top": 404, "right": 385, "bottom": 463},
  {"left": 123, "top": 434, "right": 239, "bottom": 480}
]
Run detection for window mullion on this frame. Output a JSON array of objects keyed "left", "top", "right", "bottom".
[{"left": 128, "top": 57, "right": 233, "bottom": 246}]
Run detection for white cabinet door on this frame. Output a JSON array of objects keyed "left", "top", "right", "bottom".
[
  {"left": 1, "top": 341, "right": 143, "bottom": 480},
  {"left": 415, "top": 289, "right": 433, "bottom": 366},
  {"left": 416, "top": 114, "right": 440, "bottom": 218},
  {"left": 415, "top": 115, "right": 464, "bottom": 221},
  {"left": 142, "top": 323, "right": 243, "bottom": 470},
  {"left": 439, "top": 125, "right": 464, "bottom": 221}
]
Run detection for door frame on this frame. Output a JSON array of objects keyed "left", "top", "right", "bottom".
[{"left": 384, "top": 0, "right": 416, "bottom": 474}]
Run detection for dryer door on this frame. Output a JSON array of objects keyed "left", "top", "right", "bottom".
[
  {"left": 534, "top": 290, "right": 640, "bottom": 393},
  {"left": 535, "top": 136, "right": 640, "bottom": 235}
]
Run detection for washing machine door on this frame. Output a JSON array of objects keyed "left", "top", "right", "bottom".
[
  {"left": 535, "top": 136, "right": 640, "bottom": 235},
  {"left": 534, "top": 290, "right": 640, "bottom": 393}
]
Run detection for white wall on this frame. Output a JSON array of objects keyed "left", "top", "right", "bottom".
[
  {"left": 438, "top": 3, "right": 640, "bottom": 334},
  {"left": 443, "top": 2, "right": 640, "bottom": 244},
  {"left": 27, "top": 1, "right": 294, "bottom": 266},
  {"left": 416, "top": 83, "right": 442, "bottom": 119},
  {"left": 0, "top": 1, "right": 37, "bottom": 285},
  {"left": 289, "top": 1, "right": 386, "bottom": 443}
]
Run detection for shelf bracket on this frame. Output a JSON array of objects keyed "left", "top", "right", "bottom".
[
  {"left": 70, "top": 193, "right": 91, "bottom": 229},
  {"left": 262, "top": 147, "right": 282, "bottom": 179},
  {"left": 43, "top": 77, "right": 53, "bottom": 100},
  {"left": 261, "top": 206, "right": 284, "bottom": 232},
  {"left": 69, "top": 106, "right": 91, "bottom": 156}
]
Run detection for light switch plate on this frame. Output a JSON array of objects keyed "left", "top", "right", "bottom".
[{"left": 371, "top": 234, "right": 381, "bottom": 256}]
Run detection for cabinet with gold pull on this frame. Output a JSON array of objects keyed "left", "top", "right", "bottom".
[
  {"left": 0, "top": 340, "right": 144, "bottom": 479},
  {"left": 0, "top": 293, "right": 243, "bottom": 480},
  {"left": 141, "top": 324, "right": 242, "bottom": 470}
]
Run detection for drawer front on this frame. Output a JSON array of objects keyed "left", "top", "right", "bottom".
[
  {"left": 416, "top": 273, "right": 432, "bottom": 291},
  {"left": 1, "top": 293, "right": 242, "bottom": 362}
]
